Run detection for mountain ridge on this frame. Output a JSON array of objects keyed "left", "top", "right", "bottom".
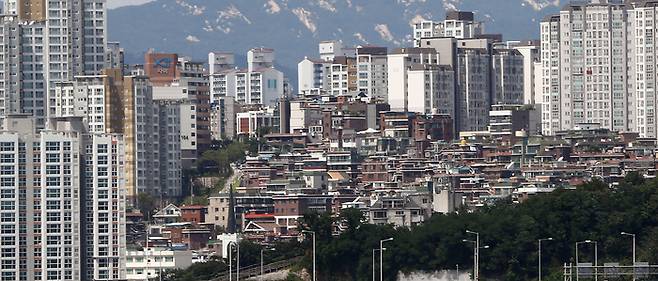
[{"left": 108, "top": 0, "right": 563, "bottom": 79}]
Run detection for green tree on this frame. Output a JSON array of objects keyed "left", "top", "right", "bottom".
[{"left": 137, "top": 192, "right": 156, "bottom": 219}]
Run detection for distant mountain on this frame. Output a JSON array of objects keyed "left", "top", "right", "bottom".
[{"left": 108, "top": 0, "right": 563, "bottom": 78}]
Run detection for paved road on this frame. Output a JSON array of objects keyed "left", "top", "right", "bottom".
[{"left": 223, "top": 164, "right": 242, "bottom": 192}]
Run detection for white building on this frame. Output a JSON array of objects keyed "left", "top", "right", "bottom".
[
  {"left": 539, "top": 1, "right": 628, "bottom": 135},
  {"left": 0, "top": 115, "right": 128, "bottom": 281},
  {"left": 412, "top": 11, "right": 483, "bottom": 46},
  {"left": 0, "top": 0, "right": 108, "bottom": 129},
  {"left": 153, "top": 84, "right": 197, "bottom": 168},
  {"left": 297, "top": 57, "right": 330, "bottom": 96},
  {"left": 289, "top": 101, "right": 323, "bottom": 134},
  {"left": 0, "top": 116, "right": 83, "bottom": 281},
  {"left": 208, "top": 52, "right": 235, "bottom": 103},
  {"left": 356, "top": 46, "right": 388, "bottom": 100},
  {"left": 81, "top": 133, "right": 127, "bottom": 281},
  {"left": 387, "top": 47, "right": 441, "bottom": 111},
  {"left": 407, "top": 64, "right": 455, "bottom": 116},
  {"left": 208, "top": 52, "right": 235, "bottom": 76},
  {"left": 319, "top": 40, "right": 354, "bottom": 61},
  {"left": 125, "top": 248, "right": 193, "bottom": 281},
  {"left": 628, "top": 1, "right": 658, "bottom": 138},
  {"left": 236, "top": 108, "right": 277, "bottom": 137},
  {"left": 209, "top": 48, "right": 284, "bottom": 106}
]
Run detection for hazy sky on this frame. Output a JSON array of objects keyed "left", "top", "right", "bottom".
[{"left": 107, "top": 0, "right": 154, "bottom": 9}]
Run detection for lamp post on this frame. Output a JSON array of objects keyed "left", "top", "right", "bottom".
[
  {"left": 261, "top": 247, "right": 276, "bottom": 280},
  {"left": 621, "top": 232, "right": 636, "bottom": 281},
  {"left": 466, "top": 230, "right": 480, "bottom": 280},
  {"left": 538, "top": 238, "right": 553, "bottom": 281},
  {"left": 302, "top": 230, "right": 316, "bottom": 281},
  {"left": 372, "top": 248, "right": 382, "bottom": 281},
  {"left": 380, "top": 238, "right": 394, "bottom": 281},
  {"left": 575, "top": 240, "right": 597, "bottom": 281},
  {"left": 228, "top": 241, "right": 240, "bottom": 281},
  {"left": 463, "top": 239, "right": 489, "bottom": 281}
]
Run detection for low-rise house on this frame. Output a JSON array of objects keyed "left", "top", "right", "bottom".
[
  {"left": 126, "top": 248, "right": 193, "bottom": 281},
  {"left": 153, "top": 204, "right": 182, "bottom": 224}
]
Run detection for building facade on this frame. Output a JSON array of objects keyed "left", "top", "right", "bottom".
[{"left": 539, "top": 1, "right": 628, "bottom": 135}]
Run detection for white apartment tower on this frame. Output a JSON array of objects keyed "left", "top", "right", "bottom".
[
  {"left": 0, "top": 116, "right": 84, "bottom": 281},
  {"left": 387, "top": 48, "right": 441, "bottom": 111},
  {"left": 628, "top": 0, "right": 658, "bottom": 138},
  {"left": 407, "top": 64, "right": 455, "bottom": 117},
  {"left": 0, "top": 18, "right": 45, "bottom": 126},
  {"left": 208, "top": 52, "right": 235, "bottom": 103},
  {"left": 413, "top": 11, "right": 483, "bottom": 46},
  {"left": 209, "top": 48, "right": 284, "bottom": 106},
  {"left": 539, "top": 0, "right": 628, "bottom": 135},
  {"left": 297, "top": 57, "right": 330, "bottom": 96},
  {"left": 81, "top": 133, "right": 127, "bottom": 281},
  {"left": 356, "top": 46, "right": 388, "bottom": 100},
  {"left": 0, "top": 0, "right": 108, "bottom": 129}
]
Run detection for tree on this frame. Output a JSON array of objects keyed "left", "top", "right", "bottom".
[
  {"left": 137, "top": 192, "right": 156, "bottom": 220},
  {"left": 338, "top": 208, "right": 364, "bottom": 234}
]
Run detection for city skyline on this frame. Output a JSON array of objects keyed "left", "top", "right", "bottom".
[{"left": 2, "top": 1, "right": 658, "bottom": 281}]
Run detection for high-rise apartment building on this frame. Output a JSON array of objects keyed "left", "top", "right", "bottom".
[
  {"left": 298, "top": 57, "right": 330, "bottom": 96},
  {"left": 123, "top": 76, "right": 161, "bottom": 199},
  {"left": 209, "top": 48, "right": 284, "bottom": 107},
  {"left": 356, "top": 46, "right": 388, "bottom": 100},
  {"left": 50, "top": 70, "right": 178, "bottom": 200},
  {"left": 492, "top": 48, "right": 525, "bottom": 105},
  {"left": 145, "top": 52, "right": 211, "bottom": 165},
  {"left": 0, "top": 0, "right": 108, "bottom": 129},
  {"left": 407, "top": 64, "right": 455, "bottom": 117},
  {"left": 0, "top": 115, "right": 127, "bottom": 281},
  {"left": 153, "top": 85, "right": 196, "bottom": 169},
  {"left": 412, "top": 11, "right": 483, "bottom": 46},
  {"left": 539, "top": 0, "right": 628, "bottom": 135},
  {"left": 387, "top": 47, "right": 442, "bottom": 111},
  {"left": 155, "top": 100, "right": 182, "bottom": 197},
  {"left": 0, "top": 116, "right": 82, "bottom": 281},
  {"left": 0, "top": 18, "right": 46, "bottom": 126},
  {"left": 81, "top": 133, "right": 127, "bottom": 281},
  {"left": 628, "top": 0, "right": 658, "bottom": 138},
  {"left": 498, "top": 41, "right": 541, "bottom": 105}
]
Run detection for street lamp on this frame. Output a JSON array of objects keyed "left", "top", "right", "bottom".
[
  {"left": 372, "top": 248, "right": 383, "bottom": 281},
  {"left": 621, "top": 232, "right": 636, "bottom": 281},
  {"left": 302, "top": 230, "right": 316, "bottom": 281},
  {"left": 466, "top": 230, "right": 481, "bottom": 280},
  {"left": 538, "top": 238, "right": 553, "bottom": 281},
  {"left": 228, "top": 241, "right": 240, "bottom": 281},
  {"left": 463, "top": 239, "right": 489, "bottom": 281},
  {"left": 575, "top": 240, "right": 597, "bottom": 281},
  {"left": 260, "top": 247, "right": 276, "bottom": 280},
  {"left": 380, "top": 238, "right": 394, "bottom": 281}
]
